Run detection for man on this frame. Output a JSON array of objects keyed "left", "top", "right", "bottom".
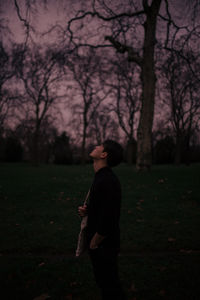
[{"left": 78, "top": 140, "right": 126, "bottom": 300}]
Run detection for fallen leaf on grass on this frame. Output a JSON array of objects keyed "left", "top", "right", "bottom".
[
  {"left": 136, "top": 200, "right": 144, "bottom": 205},
  {"left": 38, "top": 262, "right": 45, "bottom": 267},
  {"left": 70, "top": 281, "right": 77, "bottom": 287},
  {"left": 136, "top": 206, "right": 143, "bottom": 211},
  {"left": 25, "top": 279, "right": 36, "bottom": 289},
  {"left": 65, "top": 294, "right": 72, "bottom": 300},
  {"left": 159, "top": 290, "right": 166, "bottom": 296},
  {"left": 33, "top": 293, "right": 50, "bottom": 300},
  {"left": 136, "top": 219, "right": 144, "bottom": 222},
  {"left": 168, "top": 237, "right": 176, "bottom": 242},
  {"left": 159, "top": 266, "right": 167, "bottom": 272},
  {"left": 129, "top": 282, "right": 137, "bottom": 292},
  {"left": 180, "top": 249, "right": 193, "bottom": 254},
  {"left": 174, "top": 220, "right": 180, "bottom": 225},
  {"left": 187, "top": 190, "right": 192, "bottom": 194},
  {"left": 158, "top": 179, "right": 165, "bottom": 184}
]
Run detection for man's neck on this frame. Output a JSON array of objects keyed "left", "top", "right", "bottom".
[{"left": 93, "top": 160, "right": 108, "bottom": 173}]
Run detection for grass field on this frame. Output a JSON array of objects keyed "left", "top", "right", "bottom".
[{"left": 0, "top": 162, "right": 200, "bottom": 300}]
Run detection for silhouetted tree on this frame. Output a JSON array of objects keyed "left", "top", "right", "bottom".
[
  {"left": 67, "top": 0, "right": 162, "bottom": 169},
  {"left": 15, "top": 117, "right": 58, "bottom": 163},
  {"left": 12, "top": 45, "right": 64, "bottom": 165},
  {"left": 0, "top": 134, "right": 5, "bottom": 161},
  {"left": 106, "top": 56, "right": 141, "bottom": 164},
  {"left": 88, "top": 108, "right": 120, "bottom": 145},
  {"left": 12, "top": 0, "right": 200, "bottom": 169},
  {"left": 53, "top": 132, "right": 73, "bottom": 164},
  {"left": 153, "top": 136, "right": 175, "bottom": 164},
  {"left": 67, "top": 0, "right": 200, "bottom": 170},
  {"left": 0, "top": 42, "right": 15, "bottom": 134},
  {"left": 162, "top": 49, "right": 200, "bottom": 165},
  {"left": 66, "top": 48, "right": 109, "bottom": 163},
  {"left": 4, "top": 135, "right": 23, "bottom": 162}
]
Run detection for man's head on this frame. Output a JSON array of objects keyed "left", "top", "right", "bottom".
[{"left": 90, "top": 140, "right": 123, "bottom": 167}]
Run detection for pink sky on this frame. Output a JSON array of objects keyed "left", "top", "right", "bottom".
[
  {"left": 1, "top": 0, "right": 199, "bottom": 140},
  {"left": 1, "top": 0, "right": 194, "bottom": 44}
]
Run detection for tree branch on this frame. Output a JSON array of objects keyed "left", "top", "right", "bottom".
[
  {"left": 105, "top": 36, "right": 143, "bottom": 66},
  {"left": 67, "top": 9, "right": 145, "bottom": 44},
  {"left": 14, "top": 0, "right": 32, "bottom": 47}
]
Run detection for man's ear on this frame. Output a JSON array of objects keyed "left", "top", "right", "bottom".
[{"left": 101, "top": 151, "right": 108, "bottom": 159}]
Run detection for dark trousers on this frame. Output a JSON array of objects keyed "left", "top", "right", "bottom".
[{"left": 89, "top": 247, "right": 127, "bottom": 300}]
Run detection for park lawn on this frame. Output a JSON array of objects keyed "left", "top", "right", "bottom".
[{"left": 0, "top": 162, "right": 200, "bottom": 299}]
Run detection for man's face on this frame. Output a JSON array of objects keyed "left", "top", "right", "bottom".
[{"left": 90, "top": 144, "right": 106, "bottom": 160}]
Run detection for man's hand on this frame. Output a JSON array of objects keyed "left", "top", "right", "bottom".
[
  {"left": 78, "top": 204, "right": 88, "bottom": 217},
  {"left": 90, "top": 232, "right": 105, "bottom": 250}
]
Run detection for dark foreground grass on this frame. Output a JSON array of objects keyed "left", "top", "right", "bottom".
[{"left": 0, "top": 162, "right": 200, "bottom": 299}]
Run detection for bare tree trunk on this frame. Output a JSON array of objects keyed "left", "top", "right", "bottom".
[
  {"left": 136, "top": 0, "right": 161, "bottom": 171},
  {"left": 174, "top": 134, "right": 182, "bottom": 165},
  {"left": 81, "top": 112, "right": 88, "bottom": 164},
  {"left": 32, "top": 126, "right": 40, "bottom": 166},
  {"left": 175, "top": 133, "right": 191, "bottom": 166},
  {"left": 184, "top": 133, "right": 191, "bottom": 166},
  {"left": 81, "top": 131, "right": 86, "bottom": 164},
  {"left": 126, "top": 138, "right": 137, "bottom": 165}
]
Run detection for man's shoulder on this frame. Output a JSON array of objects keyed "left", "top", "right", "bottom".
[{"left": 96, "top": 170, "right": 120, "bottom": 188}]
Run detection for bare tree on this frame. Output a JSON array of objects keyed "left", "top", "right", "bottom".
[
  {"left": 67, "top": 0, "right": 200, "bottom": 170},
  {"left": 66, "top": 48, "right": 109, "bottom": 163},
  {"left": 15, "top": 117, "right": 58, "bottom": 163},
  {"left": 162, "top": 49, "right": 200, "bottom": 165},
  {"left": 88, "top": 107, "right": 121, "bottom": 146},
  {"left": 0, "top": 42, "right": 15, "bottom": 134},
  {"left": 12, "top": 45, "right": 64, "bottom": 164},
  {"left": 67, "top": 0, "right": 161, "bottom": 170},
  {"left": 11, "top": 0, "right": 200, "bottom": 168},
  {"left": 104, "top": 55, "right": 141, "bottom": 163}
]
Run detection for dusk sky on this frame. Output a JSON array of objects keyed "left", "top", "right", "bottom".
[
  {"left": 1, "top": 0, "right": 196, "bottom": 46},
  {"left": 0, "top": 0, "right": 199, "bottom": 141}
]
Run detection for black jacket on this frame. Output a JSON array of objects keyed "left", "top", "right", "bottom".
[{"left": 86, "top": 166, "right": 121, "bottom": 250}]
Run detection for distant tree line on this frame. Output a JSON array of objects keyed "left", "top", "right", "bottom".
[{"left": 1, "top": 125, "right": 200, "bottom": 165}]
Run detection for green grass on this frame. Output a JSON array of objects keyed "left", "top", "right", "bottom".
[{"left": 0, "top": 162, "right": 200, "bottom": 299}]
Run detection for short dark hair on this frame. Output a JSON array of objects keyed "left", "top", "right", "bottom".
[{"left": 103, "top": 140, "right": 123, "bottom": 167}]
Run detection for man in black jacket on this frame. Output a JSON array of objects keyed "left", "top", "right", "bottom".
[{"left": 78, "top": 140, "right": 126, "bottom": 300}]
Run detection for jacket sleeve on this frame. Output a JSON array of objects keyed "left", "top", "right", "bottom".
[{"left": 96, "top": 178, "right": 120, "bottom": 237}]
